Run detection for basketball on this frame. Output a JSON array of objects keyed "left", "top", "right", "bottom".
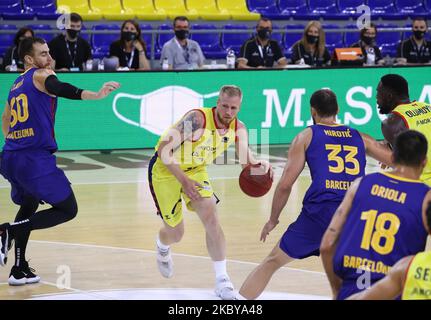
[{"left": 239, "top": 164, "right": 273, "bottom": 197}]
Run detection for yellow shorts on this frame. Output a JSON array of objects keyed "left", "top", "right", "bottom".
[{"left": 149, "top": 155, "right": 217, "bottom": 227}]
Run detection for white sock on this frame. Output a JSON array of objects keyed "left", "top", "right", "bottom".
[
  {"left": 156, "top": 235, "right": 170, "bottom": 251},
  {"left": 236, "top": 293, "right": 247, "bottom": 300},
  {"left": 214, "top": 260, "right": 228, "bottom": 279}
]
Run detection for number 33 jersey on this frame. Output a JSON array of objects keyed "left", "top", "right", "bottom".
[
  {"left": 303, "top": 123, "right": 366, "bottom": 205},
  {"left": 334, "top": 172, "right": 429, "bottom": 283},
  {"left": 4, "top": 68, "right": 58, "bottom": 152}
]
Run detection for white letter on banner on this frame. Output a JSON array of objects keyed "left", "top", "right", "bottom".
[
  {"left": 261, "top": 89, "right": 306, "bottom": 128},
  {"left": 344, "top": 86, "right": 372, "bottom": 125},
  {"left": 419, "top": 85, "right": 431, "bottom": 104}
]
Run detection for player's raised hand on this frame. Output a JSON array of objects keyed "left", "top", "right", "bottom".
[
  {"left": 260, "top": 160, "right": 274, "bottom": 180},
  {"left": 96, "top": 81, "right": 120, "bottom": 99},
  {"left": 260, "top": 219, "right": 279, "bottom": 242}
]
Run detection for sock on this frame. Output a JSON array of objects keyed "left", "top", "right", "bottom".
[
  {"left": 157, "top": 235, "right": 170, "bottom": 252},
  {"left": 236, "top": 293, "right": 247, "bottom": 300},
  {"left": 214, "top": 260, "right": 228, "bottom": 279}
]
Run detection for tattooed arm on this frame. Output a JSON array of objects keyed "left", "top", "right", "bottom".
[
  {"left": 320, "top": 178, "right": 361, "bottom": 299},
  {"left": 157, "top": 110, "right": 205, "bottom": 201}
]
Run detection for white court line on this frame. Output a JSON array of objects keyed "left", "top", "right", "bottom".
[
  {"left": 39, "top": 280, "right": 114, "bottom": 300},
  {"left": 30, "top": 240, "right": 325, "bottom": 276}
]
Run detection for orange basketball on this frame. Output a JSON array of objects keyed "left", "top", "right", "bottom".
[{"left": 239, "top": 164, "right": 273, "bottom": 197}]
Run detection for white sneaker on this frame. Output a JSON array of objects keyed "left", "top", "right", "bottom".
[
  {"left": 215, "top": 276, "right": 236, "bottom": 300},
  {"left": 156, "top": 244, "right": 173, "bottom": 278}
]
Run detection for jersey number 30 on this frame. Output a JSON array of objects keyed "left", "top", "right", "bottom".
[{"left": 10, "top": 93, "right": 29, "bottom": 128}]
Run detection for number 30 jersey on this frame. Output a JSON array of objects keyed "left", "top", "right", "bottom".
[
  {"left": 334, "top": 172, "right": 429, "bottom": 283},
  {"left": 4, "top": 68, "right": 58, "bottom": 152},
  {"left": 303, "top": 123, "right": 366, "bottom": 205}
]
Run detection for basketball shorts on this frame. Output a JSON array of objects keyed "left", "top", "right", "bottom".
[
  {"left": 148, "top": 153, "right": 218, "bottom": 227},
  {"left": 0, "top": 149, "right": 72, "bottom": 205},
  {"left": 279, "top": 201, "right": 340, "bottom": 259}
]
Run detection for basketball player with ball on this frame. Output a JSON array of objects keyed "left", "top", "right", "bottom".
[
  {"left": 238, "top": 89, "right": 393, "bottom": 300},
  {"left": 148, "top": 85, "right": 273, "bottom": 300}
]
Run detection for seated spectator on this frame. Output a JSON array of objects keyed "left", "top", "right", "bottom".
[
  {"left": 291, "top": 21, "right": 331, "bottom": 67},
  {"left": 49, "top": 13, "right": 92, "bottom": 71},
  {"left": 396, "top": 18, "right": 431, "bottom": 65},
  {"left": 160, "top": 16, "right": 205, "bottom": 70},
  {"left": 351, "top": 23, "right": 385, "bottom": 66},
  {"left": 109, "top": 20, "right": 150, "bottom": 71},
  {"left": 237, "top": 18, "right": 287, "bottom": 69},
  {"left": 3, "top": 27, "right": 34, "bottom": 71}
]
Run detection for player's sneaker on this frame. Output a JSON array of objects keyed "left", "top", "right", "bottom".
[
  {"left": 8, "top": 261, "right": 41, "bottom": 286},
  {"left": 215, "top": 275, "right": 236, "bottom": 300},
  {"left": 0, "top": 229, "right": 9, "bottom": 266},
  {"left": 156, "top": 244, "right": 173, "bottom": 278}
]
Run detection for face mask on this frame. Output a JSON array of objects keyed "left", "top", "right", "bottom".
[
  {"left": 66, "top": 29, "right": 79, "bottom": 39},
  {"left": 413, "top": 30, "right": 426, "bottom": 40},
  {"left": 175, "top": 29, "right": 189, "bottom": 40},
  {"left": 361, "top": 35, "right": 376, "bottom": 46},
  {"left": 257, "top": 28, "right": 271, "bottom": 40},
  {"left": 121, "top": 31, "right": 137, "bottom": 42},
  {"left": 306, "top": 35, "right": 319, "bottom": 44},
  {"left": 112, "top": 86, "right": 218, "bottom": 136}
]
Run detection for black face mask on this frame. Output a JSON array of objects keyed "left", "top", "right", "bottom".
[
  {"left": 66, "top": 29, "right": 79, "bottom": 39},
  {"left": 121, "top": 31, "right": 137, "bottom": 42},
  {"left": 361, "top": 35, "right": 376, "bottom": 46},
  {"left": 413, "top": 30, "right": 426, "bottom": 40},
  {"left": 257, "top": 28, "right": 271, "bottom": 40},
  {"left": 306, "top": 35, "right": 319, "bottom": 44},
  {"left": 175, "top": 29, "right": 189, "bottom": 40}
]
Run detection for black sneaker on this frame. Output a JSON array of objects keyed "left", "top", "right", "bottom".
[
  {"left": 0, "top": 229, "right": 9, "bottom": 266},
  {"left": 8, "top": 262, "right": 41, "bottom": 286}
]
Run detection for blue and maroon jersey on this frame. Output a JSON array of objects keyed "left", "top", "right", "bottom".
[
  {"left": 334, "top": 172, "right": 429, "bottom": 284},
  {"left": 303, "top": 124, "right": 366, "bottom": 205},
  {"left": 3, "top": 68, "right": 58, "bottom": 152}
]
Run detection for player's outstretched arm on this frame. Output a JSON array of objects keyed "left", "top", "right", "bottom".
[
  {"left": 360, "top": 132, "right": 393, "bottom": 167},
  {"left": 260, "top": 129, "right": 310, "bottom": 242},
  {"left": 320, "top": 177, "right": 361, "bottom": 299},
  {"left": 347, "top": 255, "right": 411, "bottom": 300},
  {"left": 1, "top": 102, "right": 11, "bottom": 138},
  {"left": 34, "top": 68, "right": 120, "bottom": 100},
  {"left": 157, "top": 110, "right": 205, "bottom": 201},
  {"left": 235, "top": 120, "right": 273, "bottom": 178}
]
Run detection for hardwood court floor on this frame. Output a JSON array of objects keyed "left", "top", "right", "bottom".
[{"left": 0, "top": 146, "right": 427, "bottom": 300}]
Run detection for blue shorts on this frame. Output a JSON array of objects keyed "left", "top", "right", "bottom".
[
  {"left": 0, "top": 150, "right": 72, "bottom": 205},
  {"left": 279, "top": 202, "right": 340, "bottom": 259}
]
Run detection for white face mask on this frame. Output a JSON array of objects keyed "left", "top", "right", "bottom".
[{"left": 112, "top": 86, "right": 219, "bottom": 136}]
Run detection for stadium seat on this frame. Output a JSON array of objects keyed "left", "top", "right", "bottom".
[
  {"left": 0, "top": 0, "right": 34, "bottom": 20},
  {"left": 221, "top": 24, "right": 252, "bottom": 56},
  {"left": 0, "top": 24, "right": 17, "bottom": 57},
  {"left": 217, "top": 0, "right": 260, "bottom": 20},
  {"left": 56, "top": 0, "right": 102, "bottom": 20},
  {"left": 156, "top": 24, "right": 173, "bottom": 59},
  {"left": 308, "top": 0, "right": 338, "bottom": 16},
  {"left": 368, "top": 0, "right": 402, "bottom": 19},
  {"left": 123, "top": 0, "right": 167, "bottom": 20},
  {"left": 426, "top": 0, "right": 431, "bottom": 10},
  {"left": 278, "top": 0, "right": 310, "bottom": 19},
  {"left": 284, "top": 24, "right": 304, "bottom": 59},
  {"left": 27, "top": 24, "right": 57, "bottom": 43},
  {"left": 190, "top": 24, "right": 225, "bottom": 59},
  {"left": 92, "top": 24, "right": 120, "bottom": 59},
  {"left": 246, "top": 0, "right": 281, "bottom": 19},
  {"left": 154, "top": 0, "right": 198, "bottom": 19},
  {"left": 270, "top": 25, "right": 284, "bottom": 45},
  {"left": 23, "top": 0, "right": 60, "bottom": 19},
  {"left": 376, "top": 23, "right": 401, "bottom": 57},
  {"left": 322, "top": 24, "right": 344, "bottom": 52},
  {"left": 396, "top": 0, "right": 431, "bottom": 19},
  {"left": 139, "top": 24, "right": 154, "bottom": 56},
  {"left": 89, "top": 0, "right": 135, "bottom": 20},
  {"left": 344, "top": 24, "right": 360, "bottom": 46},
  {"left": 338, "top": 0, "right": 367, "bottom": 17},
  {"left": 80, "top": 25, "right": 90, "bottom": 43},
  {"left": 186, "top": 0, "right": 231, "bottom": 20}
]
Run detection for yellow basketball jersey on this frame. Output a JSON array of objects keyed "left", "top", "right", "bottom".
[
  {"left": 402, "top": 251, "right": 431, "bottom": 300},
  {"left": 155, "top": 107, "right": 237, "bottom": 173},
  {"left": 393, "top": 101, "right": 431, "bottom": 185}
]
